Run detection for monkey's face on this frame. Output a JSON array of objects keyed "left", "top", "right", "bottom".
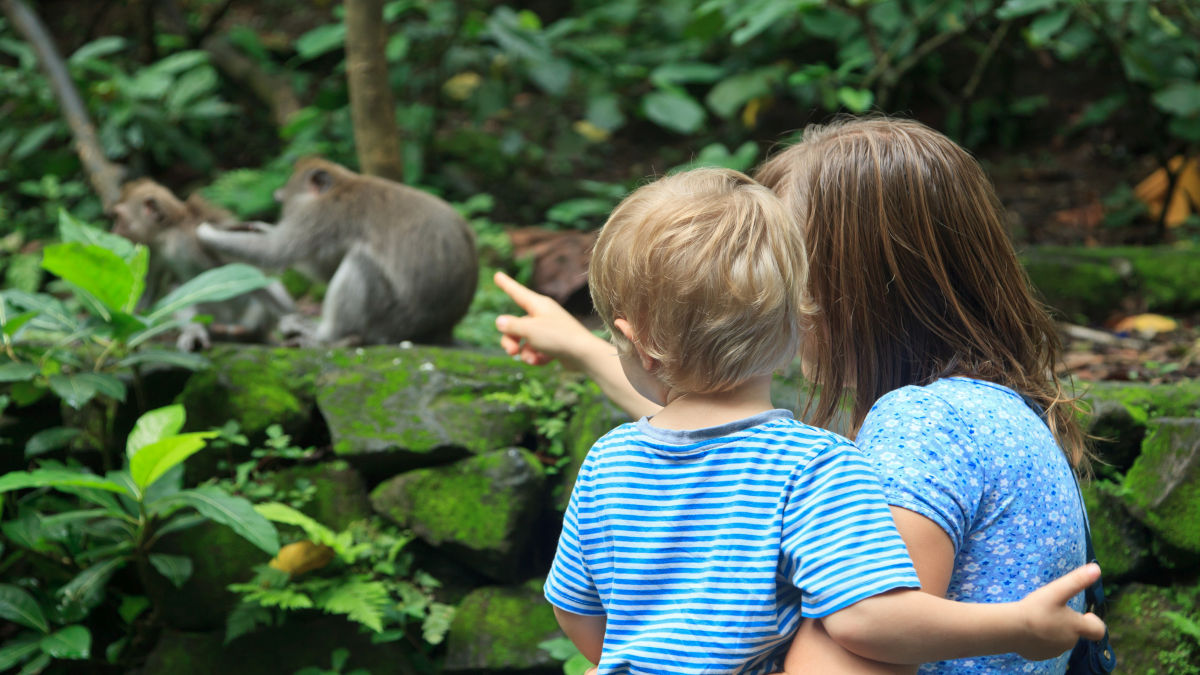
[
  {"left": 111, "top": 196, "right": 166, "bottom": 244},
  {"left": 277, "top": 165, "right": 335, "bottom": 219}
]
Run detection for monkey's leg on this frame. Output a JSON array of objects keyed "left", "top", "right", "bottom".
[{"left": 315, "top": 249, "right": 391, "bottom": 344}]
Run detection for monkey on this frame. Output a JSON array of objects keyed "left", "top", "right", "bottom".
[
  {"left": 195, "top": 158, "right": 479, "bottom": 346},
  {"left": 111, "top": 180, "right": 297, "bottom": 351}
]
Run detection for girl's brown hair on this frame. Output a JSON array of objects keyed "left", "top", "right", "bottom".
[{"left": 755, "top": 116, "right": 1089, "bottom": 470}]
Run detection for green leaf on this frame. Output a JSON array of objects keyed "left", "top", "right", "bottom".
[
  {"left": 127, "top": 405, "right": 186, "bottom": 460},
  {"left": 0, "top": 584, "right": 49, "bottom": 633},
  {"left": 24, "top": 427, "right": 80, "bottom": 458},
  {"left": 1153, "top": 82, "right": 1200, "bottom": 117},
  {"left": 18, "top": 652, "right": 50, "bottom": 674},
  {"left": 129, "top": 431, "right": 217, "bottom": 490},
  {"left": 41, "top": 242, "right": 140, "bottom": 315},
  {"left": 117, "top": 596, "right": 150, "bottom": 625},
  {"left": 254, "top": 502, "right": 339, "bottom": 549},
  {"left": 642, "top": 89, "right": 706, "bottom": 134},
  {"left": 0, "top": 633, "right": 41, "bottom": 671},
  {"left": 836, "top": 86, "right": 874, "bottom": 113},
  {"left": 649, "top": 62, "right": 725, "bottom": 87},
  {"left": 996, "top": 0, "right": 1058, "bottom": 20},
  {"left": 0, "top": 362, "right": 39, "bottom": 382},
  {"left": 12, "top": 123, "right": 57, "bottom": 160},
  {"left": 0, "top": 469, "right": 131, "bottom": 496},
  {"left": 148, "top": 554, "right": 194, "bottom": 588},
  {"left": 224, "top": 602, "right": 271, "bottom": 644},
  {"left": 46, "top": 374, "right": 98, "bottom": 409},
  {"left": 147, "top": 50, "right": 209, "bottom": 75},
  {"left": 167, "top": 487, "right": 280, "bottom": 555},
  {"left": 146, "top": 264, "right": 271, "bottom": 324},
  {"left": 1027, "top": 8, "right": 1071, "bottom": 46},
  {"left": 39, "top": 625, "right": 90, "bottom": 660},
  {"left": 166, "top": 67, "right": 218, "bottom": 112},
  {"left": 706, "top": 67, "right": 782, "bottom": 119},
  {"left": 422, "top": 602, "right": 455, "bottom": 645},
  {"left": 564, "top": 653, "right": 593, "bottom": 675},
  {"left": 317, "top": 580, "right": 389, "bottom": 632},
  {"left": 68, "top": 37, "right": 127, "bottom": 65},
  {"left": 116, "top": 348, "right": 211, "bottom": 371},
  {"left": 295, "top": 23, "right": 346, "bottom": 61},
  {"left": 58, "top": 558, "right": 125, "bottom": 617}
]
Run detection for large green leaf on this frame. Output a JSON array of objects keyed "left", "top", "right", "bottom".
[
  {"left": 0, "top": 633, "right": 41, "bottom": 671},
  {"left": 148, "top": 554, "right": 194, "bottom": 589},
  {"left": 146, "top": 264, "right": 271, "bottom": 324},
  {"left": 129, "top": 432, "right": 217, "bottom": 490},
  {"left": 0, "top": 362, "right": 39, "bottom": 382},
  {"left": 39, "top": 625, "right": 90, "bottom": 660},
  {"left": 0, "top": 469, "right": 132, "bottom": 496},
  {"left": 166, "top": 487, "right": 280, "bottom": 555},
  {"left": 41, "top": 242, "right": 139, "bottom": 316},
  {"left": 127, "top": 405, "right": 186, "bottom": 460},
  {"left": 0, "top": 585, "right": 49, "bottom": 633},
  {"left": 642, "top": 89, "right": 706, "bottom": 134},
  {"left": 57, "top": 210, "right": 138, "bottom": 262},
  {"left": 255, "top": 502, "right": 337, "bottom": 547},
  {"left": 57, "top": 558, "right": 125, "bottom": 618}
]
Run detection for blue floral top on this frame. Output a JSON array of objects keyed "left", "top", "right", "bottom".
[{"left": 856, "top": 377, "right": 1086, "bottom": 674}]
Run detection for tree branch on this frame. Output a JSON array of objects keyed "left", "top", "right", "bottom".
[{"left": 0, "top": 0, "right": 126, "bottom": 210}]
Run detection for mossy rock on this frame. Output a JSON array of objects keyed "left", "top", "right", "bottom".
[
  {"left": 1106, "top": 583, "right": 1200, "bottom": 675},
  {"left": 176, "top": 345, "right": 320, "bottom": 437},
  {"left": 315, "top": 346, "right": 550, "bottom": 477},
  {"left": 1082, "top": 381, "right": 1200, "bottom": 478},
  {"left": 150, "top": 520, "right": 269, "bottom": 630},
  {"left": 266, "top": 461, "right": 372, "bottom": 530},
  {"left": 443, "top": 579, "right": 564, "bottom": 673},
  {"left": 1021, "top": 245, "right": 1200, "bottom": 323},
  {"left": 371, "top": 448, "right": 546, "bottom": 582},
  {"left": 1081, "top": 480, "right": 1150, "bottom": 580},
  {"left": 1123, "top": 417, "right": 1200, "bottom": 554},
  {"left": 139, "top": 616, "right": 418, "bottom": 675},
  {"left": 557, "top": 379, "right": 630, "bottom": 510}
]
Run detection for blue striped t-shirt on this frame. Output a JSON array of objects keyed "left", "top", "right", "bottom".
[{"left": 545, "top": 409, "right": 921, "bottom": 674}]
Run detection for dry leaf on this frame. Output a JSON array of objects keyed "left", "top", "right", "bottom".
[
  {"left": 269, "top": 540, "right": 335, "bottom": 577},
  {"left": 1133, "top": 156, "right": 1200, "bottom": 228},
  {"left": 1112, "top": 313, "right": 1179, "bottom": 338}
]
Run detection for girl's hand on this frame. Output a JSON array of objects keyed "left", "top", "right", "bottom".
[
  {"left": 1013, "top": 563, "right": 1106, "bottom": 660},
  {"left": 493, "top": 271, "right": 599, "bottom": 368}
]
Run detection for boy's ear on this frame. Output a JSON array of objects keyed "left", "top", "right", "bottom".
[{"left": 613, "top": 318, "right": 657, "bottom": 372}]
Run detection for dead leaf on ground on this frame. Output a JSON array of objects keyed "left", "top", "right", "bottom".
[{"left": 269, "top": 540, "right": 335, "bottom": 577}]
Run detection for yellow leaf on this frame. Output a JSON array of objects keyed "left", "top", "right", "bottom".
[
  {"left": 269, "top": 541, "right": 335, "bottom": 577},
  {"left": 443, "top": 72, "right": 482, "bottom": 101},
  {"left": 572, "top": 120, "right": 610, "bottom": 143},
  {"left": 1113, "top": 313, "right": 1178, "bottom": 337},
  {"left": 741, "top": 97, "right": 764, "bottom": 129},
  {"left": 1134, "top": 156, "right": 1199, "bottom": 227}
]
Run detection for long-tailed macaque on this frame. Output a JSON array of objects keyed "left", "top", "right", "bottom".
[
  {"left": 195, "top": 158, "right": 479, "bottom": 346},
  {"left": 112, "top": 180, "right": 296, "bottom": 350}
]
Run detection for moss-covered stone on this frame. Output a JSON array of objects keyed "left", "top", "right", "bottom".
[
  {"left": 316, "top": 346, "right": 550, "bottom": 477},
  {"left": 557, "top": 378, "right": 630, "bottom": 509},
  {"left": 1123, "top": 417, "right": 1200, "bottom": 554},
  {"left": 1082, "top": 381, "right": 1200, "bottom": 478},
  {"left": 150, "top": 521, "right": 269, "bottom": 630},
  {"left": 1021, "top": 245, "right": 1200, "bottom": 323},
  {"left": 371, "top": 448, "right": 546, "bottom": 581},
  {"left": 443, "top": 579, "right": 564, "bottom": 672},
  {"left": 266, "top": 461, "right": 372, "bottom": 530},
  {"left": 1106, "top": 583, "right": 1200, "bottom": 675},
  {"left": 1081, "top": 480, "right": 1150, "bottom": 580},
  {"left": 140, "top": 616, "right": 418, "bottom": 675},
  {"left": 176, "top": 345, "right": 320, "bottom": 437}
]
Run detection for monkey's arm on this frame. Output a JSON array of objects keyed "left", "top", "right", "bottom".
[{"left": 196, "top": 222, "right": 305, "bottom": 270}]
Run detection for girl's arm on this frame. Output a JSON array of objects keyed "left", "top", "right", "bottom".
[
  {"left": 493, "top": 271, "right": 660, "bottom": 418},
  {"left": 820, "top": 563, "right": 1104, "bottom": 664},
  {"left": 778, "top": 508, "right": 953, "bottom": 673}
]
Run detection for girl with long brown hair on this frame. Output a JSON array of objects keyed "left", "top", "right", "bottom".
[{"left": 494, "top": 116, "right": 1090, "bottom": 674}]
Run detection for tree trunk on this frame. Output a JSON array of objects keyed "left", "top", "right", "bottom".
[
  {"left": 344, "top": 0, "right": 404, "bottom": 181},
  {"left": 1, "top": 0, "right": 125, "bottom": 210}
]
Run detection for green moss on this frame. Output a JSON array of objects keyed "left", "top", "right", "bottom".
[
  {"left": 177, "top": 345, "right": 318, "bottom": 436},
  {"left": 444, "top": 583, "right": 561, "bottom": 670},
  {"left": 1080, "top": 480, "right": 1148, "bottom": 579},
  {"left": 1123, "top": 418, "right": 1200, "bottom": 553},
  {"left": 1107, "top": 583, "right": 1200, "bottom": 675}
]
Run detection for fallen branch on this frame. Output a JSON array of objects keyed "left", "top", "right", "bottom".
[{"left": 1, "top": 0, "right": 125, "bottom": 210}]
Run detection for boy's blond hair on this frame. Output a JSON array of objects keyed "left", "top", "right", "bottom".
[{"left": 589, "top": 167, "right": 813, "bottom": 395}]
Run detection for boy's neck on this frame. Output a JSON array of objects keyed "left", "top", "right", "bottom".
[{"left": 647, "top": 375, "right": 777, "bottom": 431}]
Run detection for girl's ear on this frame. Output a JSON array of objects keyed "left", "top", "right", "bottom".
[{"left": 613, "top": 318, "right": 657, "bottom": 372}]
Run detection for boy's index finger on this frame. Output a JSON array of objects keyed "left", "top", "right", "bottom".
[{"left": 493, "top": 271, "right": 544, "bottom": 310}]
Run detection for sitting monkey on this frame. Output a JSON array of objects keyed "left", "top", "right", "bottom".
[
  {"left": 112, "top": 180, "right": 297, "bottom": 350},
  {"left": 196, "top": 158, "right": 479, "bottom": 346}
]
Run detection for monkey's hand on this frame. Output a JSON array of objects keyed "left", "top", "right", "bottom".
[
  {"left": 177, "top": 322, "right": 212, "bottom": 352},
  {"left": 279, "top": 313, "right": 320, "bottom": 348}
]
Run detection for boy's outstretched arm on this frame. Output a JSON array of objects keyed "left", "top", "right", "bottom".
[
  {"left": 822, "top": 563, "right": 1105, "bottom": 665},
  {"left": 553, "top": 606, "right": 606, "bottom": 666}
]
